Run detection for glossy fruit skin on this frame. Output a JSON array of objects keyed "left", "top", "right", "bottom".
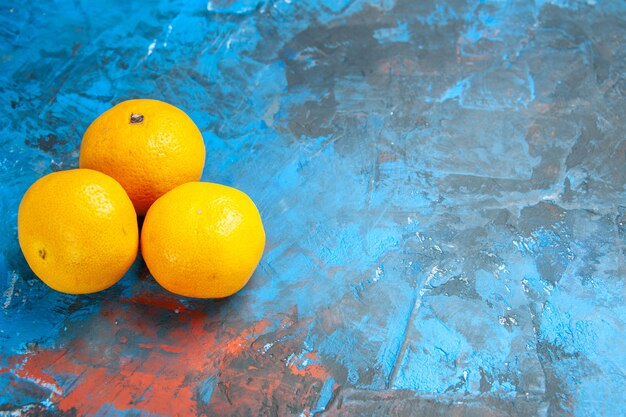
[
  {"left": 18, "top": 169, "right": 139, "bottom": 294},
  {"left": 141, "top": 182, "right": 265, "bottom": 298},
  {"left": 79, "top": 99, "right": 206, "bottom": 216}
]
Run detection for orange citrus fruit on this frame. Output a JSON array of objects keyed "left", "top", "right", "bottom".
[
  {"left": 141, "top": 182, "right": 265, "bottom": 298},
  {"left": 18, "top": 169, "right": 139, "bottom": 294},
  {"left": 79, "top": 99, "right": 206, "bottom": 216}
]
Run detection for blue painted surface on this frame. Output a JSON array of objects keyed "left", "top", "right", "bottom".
[{"left": 1, "top": 0, "right": 625, "bottom": 416}]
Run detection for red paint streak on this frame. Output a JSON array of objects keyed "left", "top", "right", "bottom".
[
  {"left": 224, "top": 319, "right": 271, "bottom": 356},
  {"left": 137, "top": 343, "right": 184, "bottom": 354},
  {"left": 288, "top": 362, "right": 329, "bottom": 379},
  {"left": 11, "top": 320, "right": 202, "bottom": 415},
  {"left": 6, "top": 303, "right": 329, "bottom": 416},
  {"left": 4, "top": 301, "right": 221, "bottom": 415},
  {"left": 122, "top": 293, "right": 186, "bottom": 313},
  {"left": 204, "top": 316, "right": 331, "bottom": 415},
  {"left": 6, "top": 352, "right": 65, "bottom": 396},
  {"left": 288, "top": 352, "right": 329, "bottom": 380},
  {"left": 279, "top": 315, "right": 295, "bottom": 329}
]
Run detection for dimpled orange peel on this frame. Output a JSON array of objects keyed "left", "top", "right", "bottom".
[
  {"left": 140, "top": 182, "right": 265, "bottom": 298},
  {"left": 79, "top": 99, "right": 206, "bottom": 215},
  {"left": 17, "top": 169, "right": 139, "bottom": 294}
]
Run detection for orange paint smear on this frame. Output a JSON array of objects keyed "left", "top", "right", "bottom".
[
  {"left": 13, "top": 337, "right": 201, "bottom": 415},
  {"left": 288, "top": 362, "right": 329, "bottom": 380},
  {"left": 4, "top": 308, "right": 284, "bottom": 416},
  {"left": 121, "top": 293, "right": 186, "bottom": 313},
  {"left": 7, "top": 352, "right": 65, "bottom": 397},
  {"left": 224, "top": 319, "right": 271, "bottom": 356},
  {"left": 287, "top": 350, "right": 330, "bottom": 380},
  {"left": 137, "top": 343, "right": 184, "bottom": 354}
]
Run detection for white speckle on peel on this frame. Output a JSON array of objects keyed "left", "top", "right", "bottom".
[
  {"left": 215, "top": 209, "right": 243, "bottom": 236},
  {"left": 84, "top": 184, "right": 114, "bottom": 216},
  {"left": 197, "top": 209, "right": 203, "bottom": 214},
  {"left": 147, "top": 40, "right": 156, "bottom": 56}
]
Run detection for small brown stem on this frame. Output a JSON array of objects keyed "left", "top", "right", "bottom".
[{"left": 130, "top": 113, "right": 144, "bottom": 124}]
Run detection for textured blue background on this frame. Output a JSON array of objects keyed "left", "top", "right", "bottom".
[{"left": 1, "top": 0, "right": 625, "bottom": 416}]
